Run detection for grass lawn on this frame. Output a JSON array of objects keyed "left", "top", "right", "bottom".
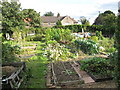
[
  {"left": 20, "top": 41, "right": 48, "bottom": 88},
  {"left": 21, "top": 56, "right": 48, "bottom": 88}
]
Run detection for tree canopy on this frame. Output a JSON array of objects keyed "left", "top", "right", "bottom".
[
  {"left": 93, "top": 10, "right": 116, "bottom": 25},
  {"left": 21, "top": 9, "right": 41, "bottom": 27},
  {"left": 79, "top": 16, "right": 90, "bottom": 26},
  {"left": 1, "top": 1, "right": 41, "bottom": 39},
  {"left": 93, "top": 10, "right": 117, "bottom": 37},
  {"left": 1, "top": 1, "right": 25, "bottom": 37},
  {"left": 44, "top": 11, "right": 54, "bottom": 16}
]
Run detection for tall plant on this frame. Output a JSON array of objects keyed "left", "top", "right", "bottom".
[
  {"left": 115, "top": 4, "right": 120, "bottom": 88},
  {"left": 1, "top": 1, "right": 25, "bottom": 38},
  {"left": 45, "top": 28, "right": 73, "bottom": 42}
]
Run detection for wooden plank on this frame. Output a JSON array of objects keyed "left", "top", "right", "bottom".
[
  {"left": 61, "top": 62, "right": 70, "bottom": 75},
  {"left": 46, "top": 63, "right": 53, "bottom": 87},
  {"left": 71, "top": 61, "right": 83, "bottom": 79},
  {"left": 51, "top": 63, "right": 57, "bottom": 85},
  {"left": 58, "top": 80, "right": 84, "bottom": 86},
  {"left": 74, "top": 61, "right": 95, "bottom": 84},
  {"left": 17, "top": 77, "right": 24, "bottom": 88},
  {"left": 9, "top": 81, "right": 14, "bottom": 88},
  {"left": 8, "top": 65, "right": 24, "bottom": 80}
]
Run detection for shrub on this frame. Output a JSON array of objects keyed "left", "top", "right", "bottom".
[
  {"left": 2, "top": 42, "right": 21, "bottom": 64},
  {"left": 95, "top": 31, "right": 104, "bottom": 40},
  {"left": 45, "top": 28, "right": 73, "bottom": 42},
  {"left": 98, "top": 38, "right": 115, "bottom": 53},
  {"left": 44, "top": 40, "right": 74, "bottom": 61},
  {"left": 74, "top": 39, "right": 99, "bottom": 55},
  {"left": 25, "top": 34, "right": 45, "bottom": 41},
  {"left": 90, "top": 36, "right": 98, "bottom": 43},
  {"left": 53, "top": 25, "right": 83, "bottom": 33},
  {"left": 80, "top": 57, "right": 114, "bottom": 76}
]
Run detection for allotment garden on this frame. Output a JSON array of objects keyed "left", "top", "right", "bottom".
[
  {"left": 1, "top": 1, "right": 119, "bottom": 88},
  {"left": 1, "top": 26, "right": 117, "bottom": 88}
]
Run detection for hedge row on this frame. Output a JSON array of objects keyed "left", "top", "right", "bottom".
[
  {"left": 53, "top": 25, "right": 116, "bottom": 37},
  {"left": 86, "top": 25, "right": 116, "bottom": 37},
  {"left": 53, "top": 25, "right": 83, "bottom": 33}
]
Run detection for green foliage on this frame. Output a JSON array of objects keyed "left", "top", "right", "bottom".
[
  {"left": 95, "top": 31, "right": 104, "bottom": 40},
  {"left": 2, "top": 42, "right": 21, "bottom": 64},
  {"left": 93, "top": 10, "right": 117, "bottom": 37},
  {"left": 94, "top": 10, "right": 116, "bottom": 25},
  {"left": 80, "top": 57, "right": 114, "bottom": 76},
  {"left": 53, "top": 25, "right": 83, "bottom": 33},
  {"left": 44, "top": 11, "right": 54, "bottom": 16},
  {"left": 106, "top": 47, "right": 116, "bottom": 53},
  {"left": 57, "top": 13, "right": 60, "bottom": 17},
  {"left": 45, "top": 28, "right": 73, "bottom": 42},
  {"left": 74, "top": 39, "right": 99, "bottom": 55},
  {"left": 25, "top": 34, "right": 45, "bottom": 41},
  {"left": 79, "top": 16, "right": 90, "bottom": 26},
  {"left": 115, "top": 10, "right": 120, "bottom": 88},
  {"left": 44, "top": 40, "right": 74, "bottom": 61},
  {"left": 98, "top": 38, "right": 115, "bottom": 53},
  {"left": 1, "top": 1, "right": 25, "bottom": 38},
  {"left": 21, "top": 9, "right": 41, "bottom": 27},
  {"left": 56, "top": 20, "right": 62, "bottom": 25},
  {"left": 90, "top": 36, "right": 98, "bottom": 43},
  {"left": 21, "top": 58, "right": 47, "bottom": 88}
]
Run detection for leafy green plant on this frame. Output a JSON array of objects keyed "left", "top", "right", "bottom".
[
  {"left": 74, "top": 39, "right": 99, "bottom": 55},
  {"left": 98, "top": 38, "right": 115, "bottom": 53},
  {"left": 80, "top": 57, "right": 114, "bottom": 77},
  {"left": 2, "top": 42, "right": 21, "bottom": 63},
  {"left": 45, "top": 28, "right": 73, "bottom": 42},
  {"left": 43, "top": 40, "right": 74, "bottom": 61},
  {"left": 95, "top": 31, "right": 104, "bottom": 40},
  {"left": 90, "top": 36, "right": 98, "bottom": 43}
]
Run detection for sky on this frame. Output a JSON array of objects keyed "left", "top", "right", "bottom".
[{"left": 19, "top": 0, "right": 119, "bottom": 24}]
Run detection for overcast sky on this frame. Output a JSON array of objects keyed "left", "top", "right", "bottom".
[{"left": 19, "top": 0, "right": 119, "bottom": 24}]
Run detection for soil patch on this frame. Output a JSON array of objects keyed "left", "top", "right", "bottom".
[{"left": 2, "top": 66, "right": 18, "bottom": 77}]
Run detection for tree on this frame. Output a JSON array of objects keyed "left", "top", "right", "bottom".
[
  {"left": 79, "top": 16, "right": 90, "bottom": 31},
  {"left": 57, "top": 13, "right": 60, "bottom": 17},
  {"left": 115, "top": 7, "right": 120, "bottom": 88},
  {"left": 79, "top": 16, "right": 90, "bottom": 25},
  {"left": 93, "top": 10, "right": 116, "bottom": 25},
  {"left": 44, "top": 11, "right": 54, "bottom": 16},
  {"left": 1, "top": 1, "right": 25, "bottom": 38},
  {"left": 93, "top": 10, "right": 116, "bottom": 37},
  {"left": 21, "top": 9, "right": 41, "bottom": 28},
  {"left": 56, "top": 20, "right": 62, "bottom": 25}
]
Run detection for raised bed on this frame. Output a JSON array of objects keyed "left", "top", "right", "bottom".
[
  {"left": 87, "top": 72, "right": 113, "bottom": 82},
  {"left": 47, "top": 61, "right": 84, "bottom": 88},
  {"left": 2, "top": 62, "right": 26, "bottom": 89},
  {"left": 77, "top": 61, "right": 113, "bottom": 82}
]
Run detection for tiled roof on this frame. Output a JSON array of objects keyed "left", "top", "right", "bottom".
[
  {"left": 41, "top": 16, "right": 77, "bottom": 23},
  {"left": 41, "top": 16, "right": 64, "bottom": 23}
]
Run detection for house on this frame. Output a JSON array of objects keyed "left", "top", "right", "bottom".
[{"left": 41, "top": 16, "right": 78, "bottom": 27}]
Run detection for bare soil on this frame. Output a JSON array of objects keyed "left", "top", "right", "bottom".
[
  {"left": 49, "top": 60, "right": 117, "bottom": 88},
  {"left": 52, "top": 61, "right": 82, "bottom": 86},
  {"left": 2, "top": 66, "right": 18, "bottom": 77}
]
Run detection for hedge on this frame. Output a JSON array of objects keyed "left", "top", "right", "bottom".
[{"left": 52, "top": 24, "right": 116, "bottom": 37}]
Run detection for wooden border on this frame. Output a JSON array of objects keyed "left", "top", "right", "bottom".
[
  {"left": 2, "top": 62, "right": 26, "bottom": 88},
  {"left": 87, "top": 72, "right": 113, "bottom": 82}
]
